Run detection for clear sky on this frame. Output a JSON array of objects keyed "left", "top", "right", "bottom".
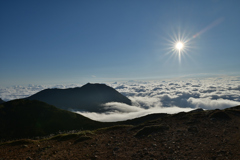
[{"left": 1, "top": 0, "right": 240, "bottom": 87}]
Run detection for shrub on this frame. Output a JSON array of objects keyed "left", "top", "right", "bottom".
[
  {"left": 95, "top": 125, "right": 133, "bottom": 133},
  {"left": 209, "top": 110, "right": 231, "bottom": 120},
  {"left": 48, "top": 130, "right": 94, "bottom": 141},
  {"left": 74, "top": 136, "right": 92, "bottom": 144},
  {"left": 0, "top": 139, "right": 38, "bottom": 146},
  {"left": 134, "top": 124, "right": 169, "bottom": 137},
  {"left": 50, "top": 133, "right": 79, "bottom": 141}
]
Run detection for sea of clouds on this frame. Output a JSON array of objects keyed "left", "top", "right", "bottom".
[{"left": 1, "top": 76, "right": 240, "bottom": 122}]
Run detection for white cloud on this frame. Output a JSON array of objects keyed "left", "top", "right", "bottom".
[
  {"left": 77, "top": 106, "right": 193, "bottom": 122},
  {"left": 130, "top": 96, "right": 162, "bottom": 109},
  {"left": 187, "top": 97, "right": 240, "bottom": 110},
  {"left": 102, "top": 102, "right": 143, "bottom": 112}
]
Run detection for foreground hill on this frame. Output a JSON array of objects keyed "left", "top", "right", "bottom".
[
  {"left": 27, "top": 83, "right": 131, "bottom": 112},
  {"left": 0, "top": 99, "right": 162, "bottom": 141},
  {"left": 0, "top": 99, "right": 113, "bottom": 140},
  {"left": 1, "top": 105, "right": 240, "bottom": 159}
]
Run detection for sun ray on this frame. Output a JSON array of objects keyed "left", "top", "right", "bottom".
[{"left": 162, "top": 28, "right": 195, "bottom": 65}]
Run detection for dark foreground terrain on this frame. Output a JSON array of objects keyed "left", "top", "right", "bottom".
[{"left": 1, "top": 106, "right": 240, "bottom": 159}]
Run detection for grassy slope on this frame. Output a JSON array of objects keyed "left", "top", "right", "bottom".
[
  {"left": 0, "top": 99, "right": 170, "bottom": 141},
  {"left": 0, "top": 99, "right": 114, "bottom": 140}
]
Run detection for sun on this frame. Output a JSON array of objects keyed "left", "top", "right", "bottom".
[
  {"left": 176, "top": 42, "right": 184, "bottom": 50},
  {"left": 163, "top": 29, "right": 194, "bottom": 64}
]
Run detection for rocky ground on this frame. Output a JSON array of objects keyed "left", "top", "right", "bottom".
[{"left": 1, "top": 107, "right": 240, "bottom": 160}]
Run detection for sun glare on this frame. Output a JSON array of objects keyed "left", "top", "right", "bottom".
[
  {"left": 176, "top": 42, "right": 183, "bottom": 50},
  {"left": 163, "top": 29, "right": 194, "bottom": 64}
]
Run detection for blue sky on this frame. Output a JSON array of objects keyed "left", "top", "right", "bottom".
[{"left": 1, "top": 0, "right": 240, "bottom": 87}]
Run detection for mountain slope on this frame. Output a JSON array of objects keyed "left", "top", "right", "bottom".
[
  {"left": 27, "top": 83, "right": 131, "bottom": 112},
  {"left": 0, "top": 98, "right": 4, "bottom": 104},
  {"left": 0, "top": 99, "right": 112, "bottom": 140},
  {"left": 0, "top": 98, "right": 168, "bottom": 141}
]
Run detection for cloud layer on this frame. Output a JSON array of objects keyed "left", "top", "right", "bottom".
[
  {"left": 0, "top": 84, "right": 81, "bottom": 101},
  {"left": 80, "top": 76, "right": 240, "bottom": 121},
  {"left": 1, "top": 76, "right": 240, "bottom": 122}
]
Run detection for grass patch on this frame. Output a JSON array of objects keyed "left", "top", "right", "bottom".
[
  {"left": 95, "top": 125, "right": 133, "bottom": 133},
  {"left": 47, "top": 130, "right": 94, "bottom": 141},
  {"left": 0, "top": 139, "right": 39, "bottom": 146},
  {"left": 134, "top": 124, "right": 169, "bottom": 137},
  {"left": 74, "top": 136, "right": 92, "bottom": 144},
  {"left": 130, "top": 119, "right": 160, "bottom": 131},
  {"left": 49, "top": 133, "right": 79, "bottom": 141}
]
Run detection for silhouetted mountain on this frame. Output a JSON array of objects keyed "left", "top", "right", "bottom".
[
  {"left": 0, "top": 99, "right": 113, "bottom": 140},
  {"left": 0, "top": 98, "right": 4, "bottom": 104},
  {"left": 27, "top": 83, "right": 131, "bottom": 112}
]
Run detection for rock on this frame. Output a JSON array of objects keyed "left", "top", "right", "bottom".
[
  {"left": 190, "top": 108, "right": 204, "bottom": 113},
  {"left": 92, "top": 155, "right": 98, "bottom": 159},
  {"left": 74, "top": 136, "right": 92, "bottom": 144},
  {"left": 152, "top": 143, "right": 157, "bottom": 147},
  {"left": 209, "top": 110, "right": 231, "bottom": 120},
  {"left": 22, "top": 145, "right": 28, "bottom": 148},
  {"left": 188, "top": 126, "right": 198, "bottom": 133},
  {"left": 134, "top": 124, "right": 169, "bottom": 137}
]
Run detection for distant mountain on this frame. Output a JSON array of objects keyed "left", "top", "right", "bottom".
[
  {"left": 0, "top": 98, "right": 4, "bottom": 104},
  {"left": 27, "top": 83, "right": 131, "bottom": 112},
  {"left": 0, "top": 99, "right": 112, "bottom": 140}
]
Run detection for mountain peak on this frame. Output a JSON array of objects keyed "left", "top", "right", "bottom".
[
  {"left": 0, "top": 98, "right": 4, "bottom": 104},
  {"left": 27, "top": 83, "right": 131, "bottom": 112},
  {"left": 82, "top": 83, "right": 107, "bottom": 87}
]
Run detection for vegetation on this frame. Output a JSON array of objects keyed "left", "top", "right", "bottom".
[
  {"left": 74, "top": 136, "right": 92, "bottom": 143},
  {"left": 0, "top": 98, "right": 166, "bottom": 141},
  {"left": 0, "top": 139, "right": 38, "bottom": 146},
  {"left": 209, "top": 110, "right": 231, "bottom": 120},
  {"left": 0, "top": 99, "right": 113, "bottom": 141},
  {"left": 134, "top": 124, "right": 169, "bottom": 137},
  {"left": 48, "top": 130, "right": 94, "bottom": 141},
  {"left": 95, "top": 125, "right": 133, "bottom": 133}
]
